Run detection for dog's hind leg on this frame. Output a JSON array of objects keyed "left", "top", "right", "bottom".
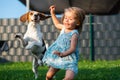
[{"left": 32, "top": 57, "right": 39, "bottom": 79}]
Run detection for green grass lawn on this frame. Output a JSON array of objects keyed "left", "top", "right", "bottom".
[{"left": 0, "top": 60, "right": 120, "bottom": 80}]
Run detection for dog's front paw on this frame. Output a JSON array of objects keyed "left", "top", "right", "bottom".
[{"left": 15, "top": 33, "right": 23, "bottom": 39}]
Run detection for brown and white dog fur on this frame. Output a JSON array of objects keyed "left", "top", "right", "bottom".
[{"left": 15, "top": 11, "right": 50, "bottom": 79}]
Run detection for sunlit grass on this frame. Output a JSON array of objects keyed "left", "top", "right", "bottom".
[{"left": 0, "top": 60, "right": 120, "bottom": 80}]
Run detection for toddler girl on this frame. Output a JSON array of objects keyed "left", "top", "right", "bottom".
[{"left": 42, "top": 5, "right": 85, "bottom": 80}]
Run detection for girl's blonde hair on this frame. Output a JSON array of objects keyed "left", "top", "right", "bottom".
[{"left": 61, "top": 7, "right": 85, "bottom": 33}]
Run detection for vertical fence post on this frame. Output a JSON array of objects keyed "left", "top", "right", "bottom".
[
  {"left": 26, "top": 0, "right": 30, "bottom": 12},
  {"left": 89, "top": 14, "right": 95, "bottom": 61}
]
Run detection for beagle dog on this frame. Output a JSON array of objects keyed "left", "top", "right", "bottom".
[{"left": 15, "top": 11, "right": 50, "bottom": 79}]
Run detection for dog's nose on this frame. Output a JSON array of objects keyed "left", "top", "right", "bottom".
[{"left": 34, "top": 14, "right": 39, "bottom": 17}]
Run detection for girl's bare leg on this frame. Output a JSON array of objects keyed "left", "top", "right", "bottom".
[
  {"left": 46, "top": 67, "right": 60, "bottom": 80},
  {"left": 63, "top": 70, "right": 75, "bottom": 80}
]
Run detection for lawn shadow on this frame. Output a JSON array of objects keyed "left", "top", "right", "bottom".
[{"left": 0, "top": 57, "right": 11, "bottom": 63}]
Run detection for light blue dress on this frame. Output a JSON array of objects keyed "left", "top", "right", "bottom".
[{"left": 42, "top": 27, "right": 80, "bottom": 74}]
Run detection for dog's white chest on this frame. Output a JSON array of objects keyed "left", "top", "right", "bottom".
[{"left": 24, "top": 22, "right": 43, "bottom": 41}]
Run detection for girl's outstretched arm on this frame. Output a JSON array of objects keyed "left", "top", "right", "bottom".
[{"left": 49, "top": 5, "right": 63, "bottom": 30}]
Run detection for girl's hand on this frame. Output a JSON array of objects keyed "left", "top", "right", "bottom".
[
  {"left": 49, "top": 5, "right": 56, "bottom": 14},
  {"left": 53, "top": 51, "right": 64, "bottom": 57},
  {"left": 53, "top": 51, "right": 61, "bottom": 56}
]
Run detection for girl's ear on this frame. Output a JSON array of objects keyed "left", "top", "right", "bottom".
[
  {"left": 76, "top": 21, "right": 80, "bottom": 26},
  {"left": 20, "top": 12, "right": 30, "bottom": 22},
  {"left": 39, "top": 13, "right": 51, "bottom": 20},
  {"left": 76, "top": 23, "right": 80, "bottom": 26}
]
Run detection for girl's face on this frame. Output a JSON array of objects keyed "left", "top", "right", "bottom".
[{"left": 63, "top": 12, "right": 78, "bottom": 30}]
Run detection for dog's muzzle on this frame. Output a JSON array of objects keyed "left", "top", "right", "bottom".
[{"left": 33, "top": 14, "right": 40, "bottom": 22}]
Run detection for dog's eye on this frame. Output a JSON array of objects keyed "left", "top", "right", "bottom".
[{"left": 30, "top": 13, "right": 33, "bottom": 15}]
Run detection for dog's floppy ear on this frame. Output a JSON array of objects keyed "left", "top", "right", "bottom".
[
  {"left": 39, "top": 13, "right": 51, "bottom": 20},
  {"left": 20, "top": 12, "right": 29, "bottom": 22}
]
